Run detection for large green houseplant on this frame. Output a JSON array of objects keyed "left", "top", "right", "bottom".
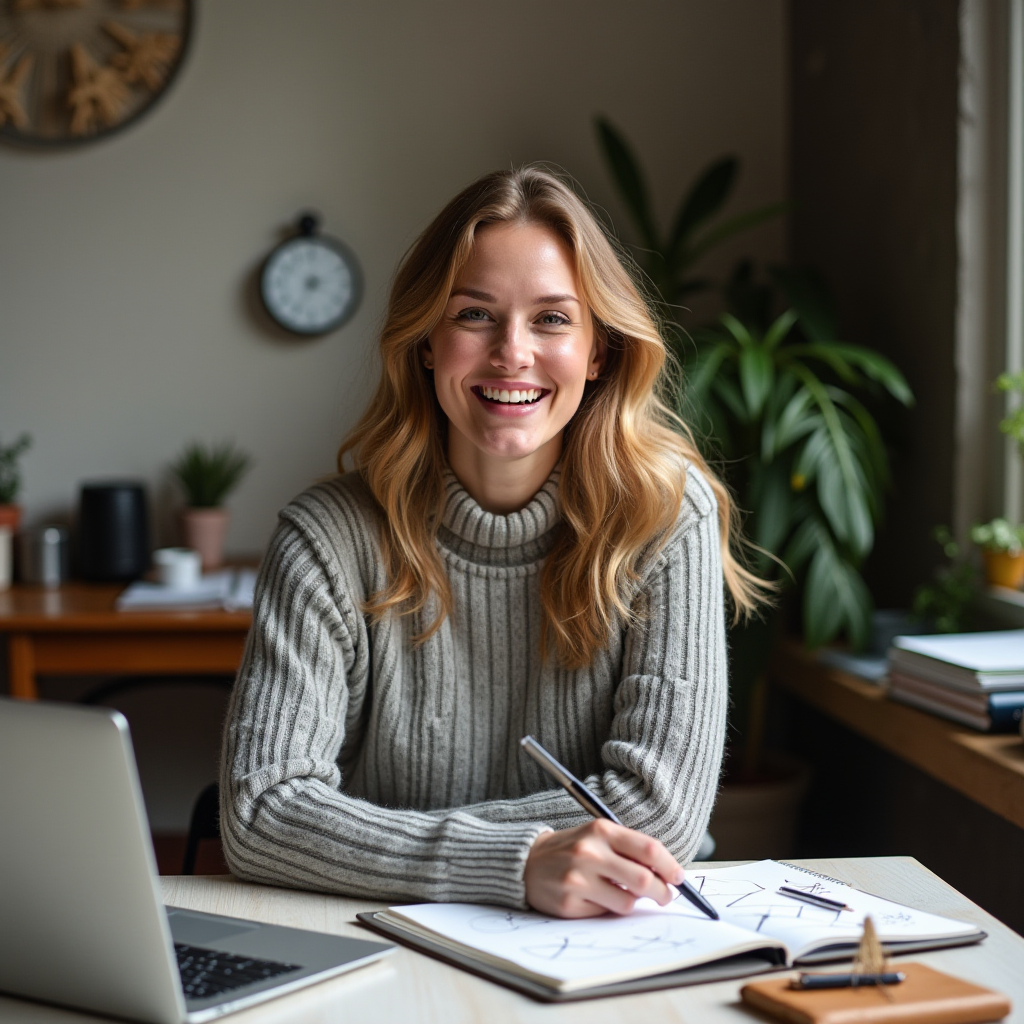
[{"left": 595, "top": 119, "right": 914, "bottom": 786}]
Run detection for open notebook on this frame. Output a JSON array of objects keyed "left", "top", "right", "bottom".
[{"left": 358, "top": 860, "right": 984, "bottom": 1002}]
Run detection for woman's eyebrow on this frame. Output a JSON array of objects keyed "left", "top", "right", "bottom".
[{"left": 449, "top": 289, "right": 580, "bottom": 305}]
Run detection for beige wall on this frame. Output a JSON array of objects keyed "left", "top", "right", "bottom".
[{"left": 0, "top": 0, "right": 787, "bottom": 557}]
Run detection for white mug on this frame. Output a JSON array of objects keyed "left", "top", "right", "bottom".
[
  {"left": 153, "top": 547, "right": 202, "bottom": 589},
  {"left": 0, "top": 527, "right": 11, "bottom": 591}
]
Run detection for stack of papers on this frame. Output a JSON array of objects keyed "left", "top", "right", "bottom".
[
  {"left": 888, "top": 629, "right": 1024, "bottom": 731},
  {"left": 116, "top": 568, "right": 257, "bottom": 612}
]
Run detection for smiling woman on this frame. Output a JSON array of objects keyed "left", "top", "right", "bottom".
[
  {"left": 424, "top": 220, "right": 603, "bottom": 514},
  {"left": 220, "top": 167, "right": 769, "bottom": 920}
]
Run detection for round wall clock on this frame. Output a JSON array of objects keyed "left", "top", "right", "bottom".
[
  {"left": 0, "top": 0, "right": 192, "bottom": 147},
  {"left": 260, "top": 214, "right": 363, "bottom": 337}
]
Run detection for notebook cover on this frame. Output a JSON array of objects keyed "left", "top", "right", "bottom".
[
  {"left": 740, "top": 962, "right": 1011, "bottom": 1024},
  {"left": 355, "top": 911, "right": 785, "bottom": 1002}
]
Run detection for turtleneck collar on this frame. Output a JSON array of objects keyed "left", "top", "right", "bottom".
[{"left": 438, "top": 466, "right": 561, "bottom": 566}]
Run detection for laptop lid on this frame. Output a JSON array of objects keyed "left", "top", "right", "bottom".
[{"left": 0, "top": 697, "right": 186, "bottom": 1024}]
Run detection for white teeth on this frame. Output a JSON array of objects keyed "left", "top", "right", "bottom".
[{"left": 481, "top": 387, "right": 542, "bottom": 404}]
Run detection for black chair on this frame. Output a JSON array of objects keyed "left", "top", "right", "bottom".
[{"left": 183, "top": 782, "right": 221, "bottom": 875}]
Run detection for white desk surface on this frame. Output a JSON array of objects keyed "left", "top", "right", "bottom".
[{"left": 3, "top": 858, "right": 1022, "bottom": 1023}]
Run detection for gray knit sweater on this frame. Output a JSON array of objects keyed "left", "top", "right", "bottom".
[{"left": 220, "top": 464, "right": 727, "bottom": 910}]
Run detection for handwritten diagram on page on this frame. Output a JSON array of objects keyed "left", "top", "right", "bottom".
[
  {"left": 687, "top": 860, "right": 976, "bottom": 957},
  {"left": 387, "top": 900, "right": 776, "bottom": 988}
]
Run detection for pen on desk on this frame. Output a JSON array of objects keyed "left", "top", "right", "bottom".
[
  {"left": 519, "top": 735, "right": 719, "bottom": 921},
  {"left": 777, "top": 886, "right": 854, "bottom": 912},
  {"left": 791, "top": 972, "right": 905, "bottom": 990}
]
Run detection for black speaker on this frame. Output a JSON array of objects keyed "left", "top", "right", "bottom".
[{"left": 77, "top": 481, "right": 150, "bottom": 582}]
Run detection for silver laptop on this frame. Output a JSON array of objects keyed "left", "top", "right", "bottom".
[{"left": 0, "top": 697, "right": 395, "bottom": 1023}]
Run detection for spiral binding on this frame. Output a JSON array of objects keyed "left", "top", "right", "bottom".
[{"left": 778, "top": 861, "right": 851, "bottom": 887}]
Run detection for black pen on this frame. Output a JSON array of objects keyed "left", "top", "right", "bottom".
[
  {"left": 777, "top": 886, "right": 853, "bottom": 912},
  {"left": 519, "top": 735, "right": 719, "bottom": 921},
  {"left": 792, "top": 972, "right": 905, "bottom": 990}
]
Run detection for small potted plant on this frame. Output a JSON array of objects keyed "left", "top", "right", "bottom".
[
  {"left": 0, "top": 433, "right": 31, "bottom": 591},
  {"left": 970, "top": 518, "right": 1024, "bottom": 589},
  {"left": 0, "top": 433, "right": 31, "bottom": 531},
  {"left": 170, "top": 441, "right": 251, "bottom": 571}
]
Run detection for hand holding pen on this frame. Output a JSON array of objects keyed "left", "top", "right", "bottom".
[{"left": 519, "top": 735, "right": 718, "bottom": 922}]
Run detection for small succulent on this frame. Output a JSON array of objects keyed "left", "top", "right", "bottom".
[
  {"left": 170, "top": 441, "right": 252, "bottom": 508},
  {"left": 0, "top": 433, "right": 31, "bottom": 505}
]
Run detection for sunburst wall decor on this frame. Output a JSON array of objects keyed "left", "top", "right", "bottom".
[{"left": 0, "top": 0, "right": 192, "bottom": 147}]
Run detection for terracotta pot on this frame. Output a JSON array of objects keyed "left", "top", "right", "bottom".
[
  {"left": 982, "top": 549, "right": 1024, "bottom": 589},
  {"left": 0, "top": 504, "right": 21, "bottom": 532},
  {"left": 180, "top": 507, "right": 229, "bottom": 572},
  {"left": 708, "top": 754, "right": 811, "bottom": 860}
]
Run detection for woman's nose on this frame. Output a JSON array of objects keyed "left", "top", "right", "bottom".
[{"left": 491, "top": 318, "right": 533, "bottom": 370}]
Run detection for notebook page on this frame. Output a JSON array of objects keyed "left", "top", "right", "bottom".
[
  {"left": 688, "top": 860, "right": 978, "bottom": 961},
  {"left": 381, "top": 900, "right": 783, "bottom": 991}
]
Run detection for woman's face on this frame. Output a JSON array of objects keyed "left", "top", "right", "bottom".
[{"left": 424, "top": 220, "right": 603, "bottom": 468}]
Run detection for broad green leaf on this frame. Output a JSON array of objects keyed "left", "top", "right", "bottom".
[
  {"left": 784, "top": 343, "right": 862, "bottom": 386},
  {"left": 769, "top": 265, "right": 839, "bottom": 343},
  {"left": 804, "top": 543, "right": 872, "bottom": 649},
  {"left": 763, "top": 309, "right": 799, "bottom": 351},
  {"left": 816, "top": 446, "right": 874, "bottom": 557},
  {"left": 770, "top": 388, "right": 818, "bottom": 456},
  {"left": 804, "top": 551, "right": 848, "bottom": 646},
  {"left": 781, "top": 513, "right": 822, "bottom": 576},
  {"left": 685, "top": 342, "right": 733, "bottom": 402},
  {"left": 793, "top": 426, "right": 829, "bottom": 487},
  {"left": 750, "top": 465, "right": 793, "bottom": 557},
  {"left": 594, "top": 116, "right": 659, "bottom": 251},
  {"left": 667, "top": 157, "right": 737, "bottom": 263},
  {"left": 739, "top": 346, "right": 775, "bottom": 419},
  {"left": 828, "top": 387, "right": 889, "bottom": 487},
  {"left": 789, "top": 363, "right": 866, "bottom": 546},
  {"left": 760, "top": 372, "right": 799, "bottom": 460},
  {"left": 719, "top": 312, "right": 754, "bottom": 348},
  {"left": 828, "top": 344, "right": 915, "bottom": 406},
  {"left": 711, "top": 377, "right": 750, "bottom": 424}
]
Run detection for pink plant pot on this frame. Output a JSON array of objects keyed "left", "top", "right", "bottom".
[{"left": 180, "top": 507, "right": 230, "bottom": 572}]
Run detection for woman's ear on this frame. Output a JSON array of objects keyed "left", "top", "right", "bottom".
[
  {"left": 420, "top": 337, "right": 435, "bottom": 371},
  {"left": 588, "top": 329, "right": 608, "bottom": 380}
]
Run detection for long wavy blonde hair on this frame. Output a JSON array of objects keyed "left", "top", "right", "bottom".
[{"left": 339, "top": 166, "right": 766, "bottom": 668}]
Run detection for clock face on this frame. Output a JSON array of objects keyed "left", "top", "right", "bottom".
[{"left": 260, "top": 237, "right": 361, "bottom": 336}]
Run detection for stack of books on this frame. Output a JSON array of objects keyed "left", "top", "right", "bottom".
[{"left": 888, "top": 629, "right": 1024, "bottom": 732}]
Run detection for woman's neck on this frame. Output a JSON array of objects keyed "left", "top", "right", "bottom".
[{"left": 447, "top": 432, "right": 562, "bottom": 515}]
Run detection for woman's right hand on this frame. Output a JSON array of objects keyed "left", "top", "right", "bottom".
[{"left": 523, "top": 819, "right": 684, "bottom": 918}]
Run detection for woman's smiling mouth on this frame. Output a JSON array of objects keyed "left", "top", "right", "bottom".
[{"left": 472, "top": 385, "right": 549, "bottom": 406}]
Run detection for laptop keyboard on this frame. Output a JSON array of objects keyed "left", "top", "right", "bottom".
[{"left": 175, "top": 942, "right": 301, "bottom": 1001}]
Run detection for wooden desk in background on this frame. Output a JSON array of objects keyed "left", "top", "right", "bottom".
[
  {"left": 0, "top": 583, "right": 252, "bottom": 700},
  {"left": 2, "top": 857, "right": 1020, "bottom": 1023},
  {"left": 770, "top": 641, "right": 1024, "bottom": 831}
]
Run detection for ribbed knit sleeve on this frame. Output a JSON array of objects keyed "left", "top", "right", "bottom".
[{"left": 220, "top": 521, "right": 550, "bottom": 908}]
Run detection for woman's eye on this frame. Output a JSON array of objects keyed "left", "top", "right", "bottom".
[
  {"left": 457, "top": 307, "right": 492, "bottom": 322},
  {"left": 538, "top": 312, "right": 571, "bottom": 326}
]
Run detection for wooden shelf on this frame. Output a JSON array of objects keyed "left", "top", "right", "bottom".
[
  {"left": 0, "top": 581, "right": 252, "bottom": 699},
  {"left": 769, "top": 641, "right": 1024, "bottom": 831}
]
